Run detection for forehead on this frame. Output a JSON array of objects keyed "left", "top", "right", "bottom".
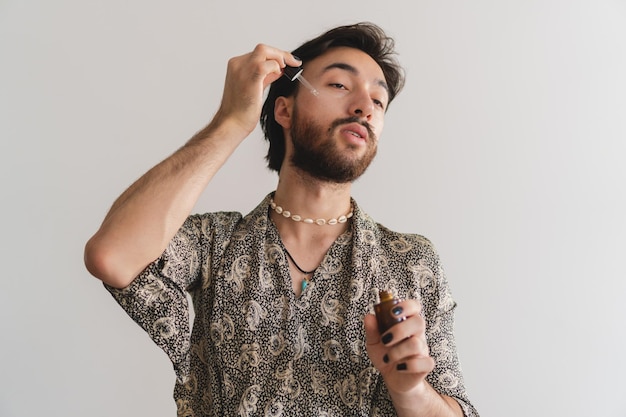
[{"left": 306, "top": 46, "right": 387, "bottom": 86}]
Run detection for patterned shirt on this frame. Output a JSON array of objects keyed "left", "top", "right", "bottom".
[{"left": 105, "top": 193, "right": 479, "bottom": 416}]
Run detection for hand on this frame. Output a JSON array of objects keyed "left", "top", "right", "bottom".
[
  {"left": 364, "top": 299, "right": 435, "bottom": 394},
  {"left": 216, "top": 44, "right": 301, "bottom": 135}
]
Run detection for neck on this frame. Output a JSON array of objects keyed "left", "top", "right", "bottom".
[{"left": 274, "top": 170, "right": 352, "bottom": 212}]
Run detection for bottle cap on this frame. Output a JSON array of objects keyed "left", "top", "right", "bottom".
[
  {"left": 283, "top": 65, "right": 303, "bottom": 81},
  {"left": 379, "top": 290, "right": 394, "bottom": 303}
]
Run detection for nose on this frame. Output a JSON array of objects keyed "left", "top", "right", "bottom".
[{"left": 350, "top": 90, "right": 375, "bottom": 120}]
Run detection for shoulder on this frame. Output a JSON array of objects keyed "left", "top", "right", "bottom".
[
  {"left": 351, "top": 201, "right": 441, "bottom": 261},
  {"left": 179, "top": 211, "right": 244, "bottom": 237},
  {"left": 183, "top": 194, "right": 273, "bottom": 237},
  {"left": 373, "top": 222, "right": 439, "bottom": 258},
  {"left": 186, "top": 211, "right": 244, "bottom": 230}
]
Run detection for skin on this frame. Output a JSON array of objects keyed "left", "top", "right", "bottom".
[{"left": 84, "top": 42, "right": 463, "bottom": 417}]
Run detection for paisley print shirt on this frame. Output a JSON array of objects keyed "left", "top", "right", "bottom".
[{"left": 105, "top": 193, "right": 479, "bottom": 417}]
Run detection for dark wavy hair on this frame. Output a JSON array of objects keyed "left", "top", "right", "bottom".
[{"left": 260, "top": 22, "right": 405, "bottom": 172}]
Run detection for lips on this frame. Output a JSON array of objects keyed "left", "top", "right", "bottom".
[{"left": 341, "top": 123, "right": 368, "bottom": 141}]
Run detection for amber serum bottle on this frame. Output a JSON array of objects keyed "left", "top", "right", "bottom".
[{"left": 374, "top": 290, "right": 405, "bottom": 334}]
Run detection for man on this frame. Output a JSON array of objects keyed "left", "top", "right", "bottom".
[{"left": 85, "top": 22, "right": 479, "bottom": 417}]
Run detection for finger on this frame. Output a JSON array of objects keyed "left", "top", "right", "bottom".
[
  {"left": 384, "top": 333, "right": 430, "bottom": 364},
  {"left": 251, "top": 55, "right": 302, "bottom": 88},
  {"left": 376, "top": 299, "right": 422, "bottom": 338},
  {"left": 257, "top": 60, "right": 284, "bottom": 85},
  {"left": 250, "top": 43, "right": 302, "bottom": 71},
  {"left": 226, "top": 45, "right": 295, "bottom": 88},
  {"left": 394, "top": 355, "right": 435, "bottom": 374},
  {"left": 363, "top": 313, "right": 382, "bottom": 345},
  {"left": 383, "top": 299, "right": 422, "bottom": 321},
  {"left": 380, "top": 313, "right": 426, "bottom": 348}
]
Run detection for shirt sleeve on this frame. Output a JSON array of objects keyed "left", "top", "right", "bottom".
[
  {"left": 103, "top": 214, "right": 212, "bottom": 384},
  {"left": 420, "top": 240, "right": 481, "bottom": 417}
]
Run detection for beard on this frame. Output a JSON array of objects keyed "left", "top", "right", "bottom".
[{"left": 289, "top": 109, "right": 378, "bottom": 184}]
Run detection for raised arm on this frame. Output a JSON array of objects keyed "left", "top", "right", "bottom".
[{"left": 84, "top": 45, "right": 301, "bottom": 289}]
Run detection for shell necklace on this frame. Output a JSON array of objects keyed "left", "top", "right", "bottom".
[{"left": 269, "top": 198, "right": 353, "bottom": 226}]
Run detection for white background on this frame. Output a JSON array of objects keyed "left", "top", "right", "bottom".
[{"left": 1, "top": 1, "right": 625, "bottom": 416}]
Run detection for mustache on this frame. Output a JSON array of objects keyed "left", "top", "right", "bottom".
[{"left": 329, "top": 117, "right": 376, "bottom": 140}]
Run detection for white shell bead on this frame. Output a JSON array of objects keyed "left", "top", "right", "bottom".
[
  {"left": 315, "top": 219, "right": 326, "bottom": 225},
  {"left": 303, "top": 218, "right": 314, "bottom": 224}
]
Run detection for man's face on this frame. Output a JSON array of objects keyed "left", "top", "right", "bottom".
[{"left": 285, "top": 47, "right": 389, "bottom": 183}]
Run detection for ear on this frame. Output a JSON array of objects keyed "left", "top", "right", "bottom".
[{"left": 274, "top": 96, "right": 293, "bottom": 129}]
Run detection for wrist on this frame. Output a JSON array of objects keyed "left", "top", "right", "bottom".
[
  {"left": 208, "top": 107, "right": 259, "bottom": 140},
  {"left": 388, "top": 380, "right": 431, "bottom": 411},
  {"left": 389, "top": 381, "right": 462, "bottom": 417},
  {"left": 186, "top": 112, "right": 251, "bottom": 158}
]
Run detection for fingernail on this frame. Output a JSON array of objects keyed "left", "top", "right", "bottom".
[
  {"left": 383, "top": 354, "right": 389, "bottom": 363},
  {"left": 292, "top": 54, "right": 302, "bottom": 61},
  {"left": 381, "top": 333, "right": 393, "bottom": 345},
  {"left": 396, "top": 363, "right": 407, "bottom": 371},
  {"left": 391, "top": 306, "right": 403, "bottom": 316}
]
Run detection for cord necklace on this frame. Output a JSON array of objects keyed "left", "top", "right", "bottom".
[{"left": 284, "top": 247, "right": 317, "bottom": 292}]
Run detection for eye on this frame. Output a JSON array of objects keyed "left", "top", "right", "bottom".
[
  {"left": 329, "top": 83, "right": 347, "bottom": 89},
  {"left": 372, "top": 98, "right": 385, "bottom": 110}
]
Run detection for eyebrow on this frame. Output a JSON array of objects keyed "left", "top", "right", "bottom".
[{"left": 321, "top": 62, "right": 389, "bottom": 95}]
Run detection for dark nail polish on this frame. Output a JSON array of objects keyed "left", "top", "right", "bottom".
[
  {"left": 292, "top": 54, "right": 302, "bottom": 61},
  {"left": 396, "top": 363, "right": 407, "bottom": 371},
  {"left": 381, "top": 333, "right": 393, "bottom": 345},
  {"left": 391, "top": 306, "right": 403, "bottom": 316},
  {"left": 383, "top": 354, "right": 389, "bottom": 363}
]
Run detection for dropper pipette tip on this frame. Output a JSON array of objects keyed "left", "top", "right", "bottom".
[{"left": 296, "top": 75, "right": 319, "bottom": 96}]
